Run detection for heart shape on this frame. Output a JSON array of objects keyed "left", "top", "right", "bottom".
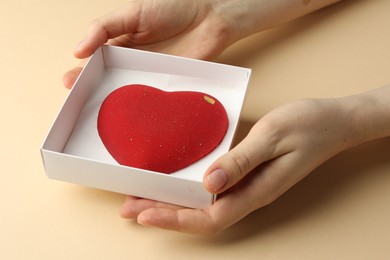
[{"left": 97, "top": 84, "right": 229, "bottom": 174}]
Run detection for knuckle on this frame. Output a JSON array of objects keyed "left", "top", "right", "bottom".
[
  {"left": 89, "top": 18, "right": 101, "bottom": 29},
  {"left": 227, "top": 151, "right": 252, "bottom": 179},
  {"left": 200, "top": 226, "right": 221, "bottom": 235},
  {"left": 89, "top": 18, "right": 107, "bottom": 34}
]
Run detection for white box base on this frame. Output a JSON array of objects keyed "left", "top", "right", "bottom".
[{"left": 41, "top": 46, "right": 251, "bottom": 209}]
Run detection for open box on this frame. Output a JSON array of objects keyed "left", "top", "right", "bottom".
[{"left": 41, "top": 46, "right": 251, "bottom": 209}]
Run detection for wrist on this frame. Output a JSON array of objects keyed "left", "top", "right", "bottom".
[
  {"left": 209, "top": 0, "right": 343, "bottom": 42},
  {"left": 207, "top": 0, "right": 263, "bottom": 41},
  {"left": 339, "top": 85, "right": 390, "bottom": 147}
]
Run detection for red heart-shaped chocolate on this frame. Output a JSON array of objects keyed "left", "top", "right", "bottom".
[{"left": 97, "top": 84, "right": 229, "bottom": 174}]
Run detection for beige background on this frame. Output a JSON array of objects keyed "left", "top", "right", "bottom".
[{"left": 1, "top": 0, "right": 390, "bottom": 259}]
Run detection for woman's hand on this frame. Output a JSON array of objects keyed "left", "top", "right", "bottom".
[
  {"left": 119, "top": 97, "right": 356, "bottom": 234},
  {"left": 63, "top": 0, "right": 237, "bottom": 88},
  {"left": 120, "top": 85, "right": 390, "bottom": 234},
  {"left": 63, "top": 0, "right": 342, "bottom": 88}
]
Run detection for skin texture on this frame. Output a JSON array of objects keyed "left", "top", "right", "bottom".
[{"left": 63, "top": 0, "right": 390, "bottom": 234}]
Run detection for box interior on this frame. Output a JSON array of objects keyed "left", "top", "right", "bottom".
[
  {"left": 54, "top": 46, "right": 249, "bottom": 181},
  {"left": 41, "top": 46, "right": 250, "bottom": 208}
]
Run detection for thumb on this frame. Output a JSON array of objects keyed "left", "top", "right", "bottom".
[
  {"left": 203, "top": 122, "right": 280, "bottom": 194},
  {"left": 74, "top": 4, "right": 141, "bottom": 58}
]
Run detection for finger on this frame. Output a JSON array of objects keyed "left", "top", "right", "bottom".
[
  {"left": 144, "top": 154, "right": 301, "bottom": 234},
  {"left": 128, "top": 163, "right": 279, "bottom": 234},
  {"left": 120, "top": 196, "right": 183, "bottom": 219},
  {"left": 74, "top": 4, "right": 140, "bottom": 59},
  {"left": 137, "top": 208, "right": 215, "bottom": 234},
  {"left": 62, "top": 67, "right": 83, "bottom": 89},
  {"left": 62, "top": 60, "right": 87, "bottom": 89},
  {"left": 135, "top": 182, "right": 260, "bottom": 234},
  {"left": 204, "top": 121, "right": 286, "bottom": 194}
]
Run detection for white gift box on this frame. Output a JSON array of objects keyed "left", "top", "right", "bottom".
[{"left": 41, "top": 46, "right": 251, "bottom": 209}]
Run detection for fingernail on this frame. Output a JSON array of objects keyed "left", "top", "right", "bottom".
[{"left": 207, "top": 169, "right": 228, "bottom": 192}]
